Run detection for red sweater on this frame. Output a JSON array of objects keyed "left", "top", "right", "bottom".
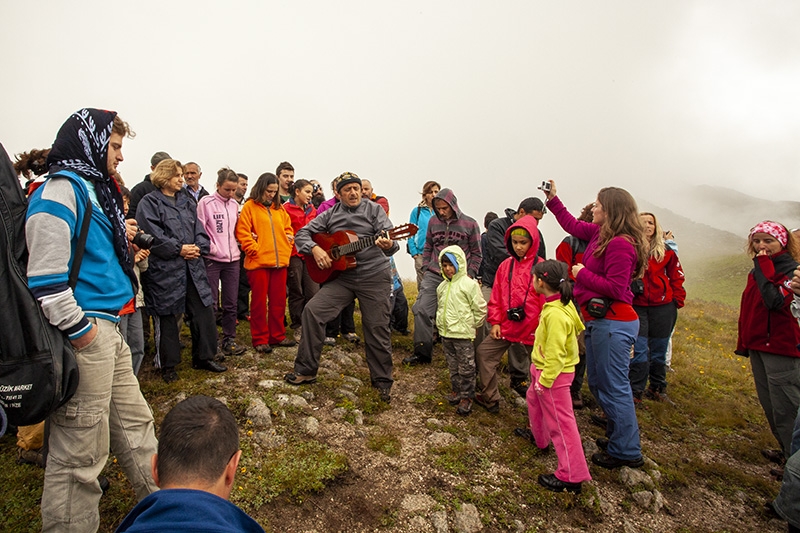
[
  {"left": 633, "top": 249, "right": 686, "bottom": 308},
  {"left": 283, "top": 200, "right": 317, "bottom": 258},
  {"left": 736, "top": 251, "right": 800, "bottom": 358}
]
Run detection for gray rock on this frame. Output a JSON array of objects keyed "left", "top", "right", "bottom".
[
  {"left": 401, "top": 494, "right": 437, "bottom": 513},
  {"left": 408, "top": 515, "right": 433, "bottom": 532},
  {"left": 300, "top": 391, "right": 315, "bottom": 402},
  {"left": 319, "top": 359, "right": 341, "bottom": 372},
  {"left": 302, "top": 416, "right": 320, "bottom": 436},
  {"left": 511, "top": 519, "right": 524, "bottom": 533},
  {"left": 332, "top": 407, "right": 348, "bottom": 419},
  {"left": 643, "top": 457, "right": 659, "bottom": 470},
  {"left": 648, "top": 469, "right": 662, "bottom": 483},
  {"left": 215, "top": 396, "right": 228, "bottom": 406},
  {"left": 175, "top": 391, "right": 187, "bottom": 403},
  {"left": 254, "top": 430, "right": 286, "bottom": 449},
  {"left": 337, "top": 388, "right": 358, "bottom": 402},
  {"left": 342, "top": 376, "right": 363, "bottom": 386},
  {"left": 428, "top": 432, "right": 457, "bottom": 447},
  {"left": 631, "top": 490, "right": 654, "bottom": 509},
  {"left": 352, "top": 409, "right": 364, "bottom": 425},
  {"left": 332, "top": 353, "right": 354, "bottom": 366},
  {"left": 257, "top": 379, "right": 284, "bottom": 389},
  {"left": 513, "top": 396, "right": 527, "bottom": 409},
  {"left": 652, "top": 489, "right": 664, "bottom": 513},
  {"left": 431, "top": 510, "right": 449, "bottom": 533},
  {"left": 583, "top": 438, "right": 600, "bottom": 456},
  {"left": 245, "top": 398, "right": 272, "bottom": 429},
  {"left": 619, "top": 466, "right": 655, "bottom": 490},
  {"left": 453, "top": 503, "right": 481, "bottom": 533},
  {"left": 275, "top": 394, "right": 309, "bottom": 409},
  {"left": 426, "top": 418, "right": 444, "bottom": 427}
]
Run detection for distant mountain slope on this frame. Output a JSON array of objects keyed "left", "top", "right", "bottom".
[
  {"left": 636, "top": 199, "right": 745, "bottom": 263},
  {"left": 634, "top": 184, "right": 800, "bottom": 239}
]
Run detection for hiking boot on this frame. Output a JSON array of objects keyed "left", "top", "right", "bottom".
[
  {"left": 98, "top": 475, "right": 110, "bottom": 495},
  {"left": 221, "top": 339, "right": 246, "bottom": 356},
  {"left": 571, "top": 393, "right": 584, "bottom": 410},
  {"left": 344, "top": 332, "right": 360, "bottom": 343},
  {"left": 402, "top": 355, "right": 432, "bottom": 366},
  {"left": 275, "top": 338, "right": 297, "bottom": 347},
  {"left": 293, "top": 326, "right": 302, "bottom": 344},
  {"left": 591, "top": 451, "right": 644, "bottom": 469},
  {"left": 161, "top": 367, "right": 179, "bottom": 383},
  {"left": 474, "top": 394, "right": 500, "bottom": 414},
  {"left": 511, "top": 380, "right": 529, "bottom": 397},
  {"left": 193, "top": 359, "right": 227, "bottom": 373},
  {"left": 595, "top": 437, "right": 609, "bottom": 451},
  {"left": 538, "top": 473, "right": 582, "bottom": 494},
  {"left": 590, "top": 413, "right": 608, "bottom": 428},
  {"left": 284, "top": 373, "right": 317, "bottom": 386},
  {"left": 644, "top": 387, "right": 675, "bottom": 405},
  {"left": 323, "top": 337, "right": 337, "bottom": 346},
  {"left": 16, "top": 447, "right": 44, "bottom": 468},
  {"left": 762, "top": 449, "right": 786, "bottom": 465},
  {"left": 375, "top": 385, "right": 392, "bottom": 403},
  {"left": 456, "top": 398, "right": 472, "bottom": 416},
  {"left": 513, "top": 427, "right": 534, "bottom": 443},
  {"left": 255, "top": 344, "right": 273, "bottom": 354},
  {"left": 445, "top": 392, "right": 460, "bottom": 406}
]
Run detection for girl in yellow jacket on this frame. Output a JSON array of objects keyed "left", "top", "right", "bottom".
[
  {"left": 235, "top": 173, "right": 294, "bottom": 352},
  {"left": 521, "top": 259, "right": 591, "bottom": 494}
]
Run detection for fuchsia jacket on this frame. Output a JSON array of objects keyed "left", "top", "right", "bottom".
[{"left": 197, "top": 191, "right": 241, "bottom": 263}]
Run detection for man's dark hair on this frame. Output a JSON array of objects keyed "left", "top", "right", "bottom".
[
  {"left": 518, "top": 197, "right": 544, "bottom": 214},
  {"left": 483, "top": 211, "right": 498, "bottom": 229},
  {"left": 276, "top": 161, "right": 294, "bottom": 175},
  {"left": 156, "top": 396, "right": 239, "bottom": 487}
]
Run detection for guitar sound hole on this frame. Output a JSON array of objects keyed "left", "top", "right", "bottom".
[{"left": 330, "top": 248, "right": 340, "bottom": 260}]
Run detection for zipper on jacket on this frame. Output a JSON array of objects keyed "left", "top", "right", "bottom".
[{"left": 268, "top": 208, "right": 280, "bottom": 267}]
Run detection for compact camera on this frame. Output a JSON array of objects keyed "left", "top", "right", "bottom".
[
  {"left": 537, "top": 181, "right": 551, "bottom": 193},
  {"left": 507, "top": 307, "right": 526, "bottom": 322},
  {"left": 630, "top": 279, "right": 644, "bottom": 296}
]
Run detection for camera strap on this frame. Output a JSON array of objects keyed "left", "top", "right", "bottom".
[{"left": 507, "top": 258, "right": 537, "bottom": 312}]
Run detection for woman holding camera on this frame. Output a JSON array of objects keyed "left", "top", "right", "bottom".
[
  {"left": 136, "top": 159, "right": 225, "bottom": 383},
  {"left": 629, "top": 212, "right": 685, "bottom": 404},
  {"left": 544, "top": 181, "right": 648, "bottom": 469}
]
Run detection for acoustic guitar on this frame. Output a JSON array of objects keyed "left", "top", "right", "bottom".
[{"left": 306, "top": 223, "right": 418, "bottom": 283}]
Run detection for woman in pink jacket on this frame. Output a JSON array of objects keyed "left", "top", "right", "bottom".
[{"left": 197, "top": 168, "right": 246, "bottom": 356}]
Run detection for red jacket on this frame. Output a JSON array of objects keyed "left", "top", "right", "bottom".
[
  {"left": 283, "top": 200, "right": 317, "bottom": 258},
  {"left": 736, "top": 250, "right": 800, "bottom": 358},
  {"left": 487, "top": 216, "right": 545, "bottom": 345},
  {"left": 555, "top": 236, "right": 587, "bottom": 282},
  {"left": 633, "top": 249, "right": 686, "bottom": 308}
]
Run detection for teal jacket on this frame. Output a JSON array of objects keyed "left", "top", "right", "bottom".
[{"left": 435, "top": 245, "right": 487, "bottom": 340}]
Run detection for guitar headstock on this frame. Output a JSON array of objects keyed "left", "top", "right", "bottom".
[{"left": 382, "top": 223, "right": 418, "bottom": 241}]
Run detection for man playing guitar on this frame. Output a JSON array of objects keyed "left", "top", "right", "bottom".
[{"left": 284, "top": 172, "right": 397, "bottom": 402}]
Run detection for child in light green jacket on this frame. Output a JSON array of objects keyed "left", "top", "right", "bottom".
[{"left": 436, "top": 245, "right": 487, "bottom": 416}]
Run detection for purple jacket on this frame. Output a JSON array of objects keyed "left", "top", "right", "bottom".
[
  {"left": 421, "top": 188, "right": 482, "bottom": 277},
  {"left": 316, "top": 197, "right": 337, "bottom": 214},
  {"left": 197, "top": 191, "right": 241, "bottom": 263},
  {"left": 547, "top": 196, "right": 636, "bottom": 307}
]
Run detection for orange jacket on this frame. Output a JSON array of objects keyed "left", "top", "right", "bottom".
[{"left": 235, "top": 200, "right": 294, "bottom": 270}]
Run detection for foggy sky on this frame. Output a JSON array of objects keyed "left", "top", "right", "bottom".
[{"left": 2, "top": 1, "right": 798, "bottom": 279}]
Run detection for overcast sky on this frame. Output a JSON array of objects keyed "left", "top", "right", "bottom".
[{"left": 2, "top": 1, "right": 798, "bottom": 278}]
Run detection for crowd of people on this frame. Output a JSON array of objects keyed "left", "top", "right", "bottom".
[{"left": 6, "top": 108, "right": 800, "bottom": 531}]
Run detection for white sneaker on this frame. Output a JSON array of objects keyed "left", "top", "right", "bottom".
[
  {"left": 294, "top": 326, "right": 302, "bottom": 344},
  {"left": 323, "top": 336, "right": 336, "bottom": 346}
]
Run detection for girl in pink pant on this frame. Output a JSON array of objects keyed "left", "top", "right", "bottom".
[{"left": 525, "top": 259, "right": 591, "bottom": 493}]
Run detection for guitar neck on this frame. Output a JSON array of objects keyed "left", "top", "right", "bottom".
[{"left": 338, "top": 235, "right": 379, "bottom": 256}]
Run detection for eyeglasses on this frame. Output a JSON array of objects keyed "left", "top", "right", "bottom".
[{"left": 312, "top": 184, "right": 322, "bottom": 193}]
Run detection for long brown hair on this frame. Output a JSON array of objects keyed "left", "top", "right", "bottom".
[
  {"left": 640, "top": 212, "right": 665, "bottom": 262},
  {"left": 593, "top": 187, "right": 647, "bottom": 278}
]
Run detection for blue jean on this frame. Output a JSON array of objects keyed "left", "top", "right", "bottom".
[
  {"left": 774, "top": 447, "right": 800, "bottom": 529},
  {"left": 119, "top": 309, "right": 145, "bottom": 375},
  {"left": 586, "top": 317, "right": 641, "bottom": 460}
]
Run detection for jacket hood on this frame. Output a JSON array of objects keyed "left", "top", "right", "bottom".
[
  {"left": 504, "top": 216, "right": 540, "bottom": 261},
  {"left": 550, "top": 296, "right": 585, "bottom": 334},
  {"left": 438, "top": 245, "right": 468, "bottom": 282},
  {"left": 432, "top": 188, "right": 463, "bottom": 221}
]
